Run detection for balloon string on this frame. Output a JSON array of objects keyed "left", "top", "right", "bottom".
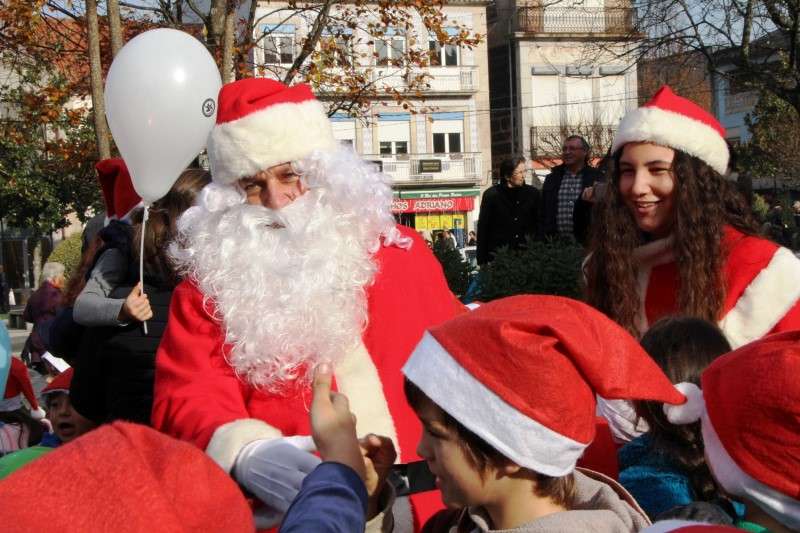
[{"left": 140, "top": 205, "right": 149, "bottom": 335}]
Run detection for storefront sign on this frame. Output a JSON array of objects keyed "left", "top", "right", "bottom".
[
  {"left": 418, "top": 159, "right": 442, "bottom": 173},
  {"left": 391, "top": 196, "right": 475, "bottom": 213},
  {"left": 393, "top": 189, "right": 480, "bottom": 199}
]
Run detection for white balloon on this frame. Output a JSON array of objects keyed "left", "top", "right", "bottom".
[{"left": 105, "top": 28, "right": 222, "bottom": 203}]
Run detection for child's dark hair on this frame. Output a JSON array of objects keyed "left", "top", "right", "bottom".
[
  {"left": 404, "top": 378, "right": 575, "bottom": 508},
  {"left": 635, "top": 316, "right": 731, "bottom": 503}
]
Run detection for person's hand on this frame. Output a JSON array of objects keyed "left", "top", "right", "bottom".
[
  {"left": 119, "top": 282, "right": 153, "bottom": 322},
  {"left": 310, "top": 362, "right": 365, "bottom": 480},
  {"left": 360, "top": 433, "right": 397, "bottom": 519},
  {"left": 580, "top": 186, "right": 595, "bottom": 202},
  {"left": 233, "top": 438, "right": 321, "bottom": 524}
]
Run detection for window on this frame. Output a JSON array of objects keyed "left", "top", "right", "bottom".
[
  {"left": 320, "top": 28, "right": 354, "bottom": 65},
  {"left": 431, "top": 112, "right": 464, "bottom": 153},
  {"left": 432, "top": 133, "right": 461, "bottom": 153},
  {"left": 380, "top": 141, "right": 408, "bottom": 154},
  {"left": 376, "top": 33, "right": 406, "bottom": 66},
  {"left": 331, "top": 115, "right": 356, "bottom": 148},
  {"left": 378, "top": 113, "right": 411, "bottom": 154},
  {"left": 263, "top": 24, "right": 295, "bottom": 64},
  {"left": 428, "top": 41, "right": 459, "bottom": 66}
]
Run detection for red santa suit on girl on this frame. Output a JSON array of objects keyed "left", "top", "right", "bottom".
[
  {"left": 151, "top": 79, "right": 463, "bottom": 530},
  {"left": 599, "top": 86, "right": 800, "bottom": 443},
  {"left": 634, "top": 225, "right": 800, "bottom": 349}
]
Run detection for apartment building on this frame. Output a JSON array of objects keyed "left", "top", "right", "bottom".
[
  {"left": 252, "top": 0, "right": 492, "bottom": 240},
  {"left": 488, "top": 0, "right": 640, "bottom": 178}
]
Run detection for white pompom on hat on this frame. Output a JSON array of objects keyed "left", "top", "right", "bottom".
[
  {"left": 610, "top": 85, "right": 730, "bottom": 175},
  {"left": 206, "top": 78, "right": 337, "bottom": 185},
  {"left": 403, "top": 295, "right": 687, "bottom": 477}
]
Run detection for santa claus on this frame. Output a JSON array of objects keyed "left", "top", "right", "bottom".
[{"left": 151, "top": 78, "right": 463, "bottom": 529}]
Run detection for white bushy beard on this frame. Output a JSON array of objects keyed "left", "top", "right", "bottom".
[{"left": 170, "top": 147, "right": 410, "bottom": 392}]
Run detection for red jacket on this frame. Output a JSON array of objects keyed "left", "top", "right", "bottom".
[
  {"left": 638, "top": 226, "right": 800, "bottom": 348},
  {"left": 152, "top": 225, "right": 463, "bottom": 529}
]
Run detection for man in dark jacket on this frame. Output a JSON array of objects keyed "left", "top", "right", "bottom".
[
  {"left": 538, "top": 135, "right": 603, "bottom": 245},
  {"left": 477, "top": 157, "right": 539, "bottom": 265}
]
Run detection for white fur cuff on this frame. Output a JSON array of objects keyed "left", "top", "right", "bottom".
[{"left": 205, "top": 418, "right": 283, "bottom": 473}]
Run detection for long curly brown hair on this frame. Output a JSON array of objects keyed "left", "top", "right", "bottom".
[{"left": 585, "top": 147, "right": 758, "bottom": 336}]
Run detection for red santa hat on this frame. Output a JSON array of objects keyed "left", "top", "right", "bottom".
[
  {"left": 41, "top": 367, "right": 73, "bottom": 398},
  {"left": 641, "top": 521, "right": 741, "bottom": 533},
  {"left": 402, "top": 295, "right": 687, "bottom": 477},
  {"left": 0, "top": 422, "right": 253, "bottom": 532},
  {"left": 610, "top": 86, "right": 730, "bottom": 175},
  {"left": 206, "top": 78, "right": 336, "bottom": 186},
  {"left": 96, "top": 158, "right": 143, "bottom": 222},
  {"left": 1, "top": 358, "right": 45, "bottom": 419},
  {"left": 663, "top": 330, "right": 800, "bottom": 529}
]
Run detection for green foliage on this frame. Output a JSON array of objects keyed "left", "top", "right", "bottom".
[
  {"left": 752, "top": 193, "right": 769, "bottom": 222},
  {"left": 47, "top": 233, "right": 83, "bottom": 280},
  {"left": 739, "top": 92, "right": 800, "bottom": 183},
  {"left": 0, "top": 65, "right": 102, "bottom": 237},
  {"left": 432, "top": 243, "right": 472, "bottom": 298},
  {"left": 478, "top": 238, "right": 585, "bottom": 302}
]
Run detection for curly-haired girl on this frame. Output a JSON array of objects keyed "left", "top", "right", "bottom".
[
  {"left": 585, "top": 86, "right": 800, "bottom": 443},
  {"left": 585, "top": 86, "right": 800, "bottom": 346}
]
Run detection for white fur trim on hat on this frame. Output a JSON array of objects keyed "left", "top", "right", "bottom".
[
  {"left": 611, "top": 107, "right": 730, "bottom": 175},
  {"left": 30, "top": 406, "right": 47, "bottom": 420},
  {"left": 663, "top": 382, "right": 704, "bottom": 425},
  {"left": 403, "top": 332, "right": 586, "bottom": 477},
  {"left": 702, "top": 410, "right": 800, "bottom": 530},
  {"left": 207, "top": 99, "right": 336, "bottom": 185},
  {"left": 719, "top": 247, "right": 800, "bottom": 349},
  {"left": 205, "top": 418, "right": 283, "bottom": 473}
]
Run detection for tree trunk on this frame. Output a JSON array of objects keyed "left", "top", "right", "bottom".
[
  {"left": 107, "top": 0, "right": 124, "bottom": 57},
  {"left": 221, "top": 6, "right": 236, "bottom": 82},
  {"left": 86, "top": 0, "right": 112, "bottom": 160}
]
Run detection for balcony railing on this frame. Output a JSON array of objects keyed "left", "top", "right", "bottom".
[
  {"left": 529, "top": 125, "right": 617, "bottom": 159},
  {"left": 366, "top": 152, "right": 482, "bottom": 184},
  {"left": 516, "top": 7, "right": 636, "bottom": 35},
  {"left": 371, "top": 66, "right": 478, "bottom": 93}
]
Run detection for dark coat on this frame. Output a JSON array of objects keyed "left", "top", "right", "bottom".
[
  {"left": 22, "top": 281, "right": 63, "bottom": 364},
  {"left": 69, "top": 280, "right": 173, "bottom": 425},
  {"left": 538, "top": 164, "right": 603, "bottom": 245},
  {"left": 476, "top": 182, "right": 540, "bottom": 265}
]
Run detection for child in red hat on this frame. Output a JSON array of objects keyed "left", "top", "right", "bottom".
[{"left": 287, "top": 295, "right": 692, "bottom": 532}]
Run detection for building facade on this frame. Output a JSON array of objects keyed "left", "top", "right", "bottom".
[
  {"left": 488, "top": 0, "right": 640, "bottom": 178},
  {"left": 252, "top": 0, "right": 492, "bottom": 241}
]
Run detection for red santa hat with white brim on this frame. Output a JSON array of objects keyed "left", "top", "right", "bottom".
[
  {"left": 96, "top": 158, "right": 143, "bottom": 223},
  {"left": 663, "top": 330, "right": 800, "bottom": 530},
  {"left": 610, "top": 85, "right": 730, "bottom": 175},
  {"left": 1, "top": 358, "right": 46, "bottom": 419},
  {"left": 41, "top": 367, "right": 74, "bottom": 398},
  {"left": 206, "top": 78, "right": 336, "bottom": 186},
  {"left": 641, "top": 521, "right": 741, "bottom": 532},
  {"left": 402, "top": 295, "right": 687, "bottom": 477}
]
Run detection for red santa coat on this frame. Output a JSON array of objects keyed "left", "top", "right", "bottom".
[
  {"left": 151, "top": 225, "right": 463, "bottom": 529},
  {"left": 637, "top": 226, "right": 800, "bottom": 348}
]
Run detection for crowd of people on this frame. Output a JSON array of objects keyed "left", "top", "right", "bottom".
[{"left": 0, "top": 81, "right": 798, "bottom": 533}]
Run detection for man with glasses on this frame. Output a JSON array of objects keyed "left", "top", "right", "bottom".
[
  {"left": 151, "top": 78, "right": 462, "bottom": 529},
  {"left": 538, "top": 135, "right": 603, "bottom": 244}
]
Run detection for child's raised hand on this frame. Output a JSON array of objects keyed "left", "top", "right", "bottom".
[
  {"left": 310, "top": 362, "right": 365, "bottom": 480},
  {"left": 359, "top": 434, "right": 397, "bottom": 496},
  {"left": 120, "top": 282, "right": 153, "bottom": 322}
]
